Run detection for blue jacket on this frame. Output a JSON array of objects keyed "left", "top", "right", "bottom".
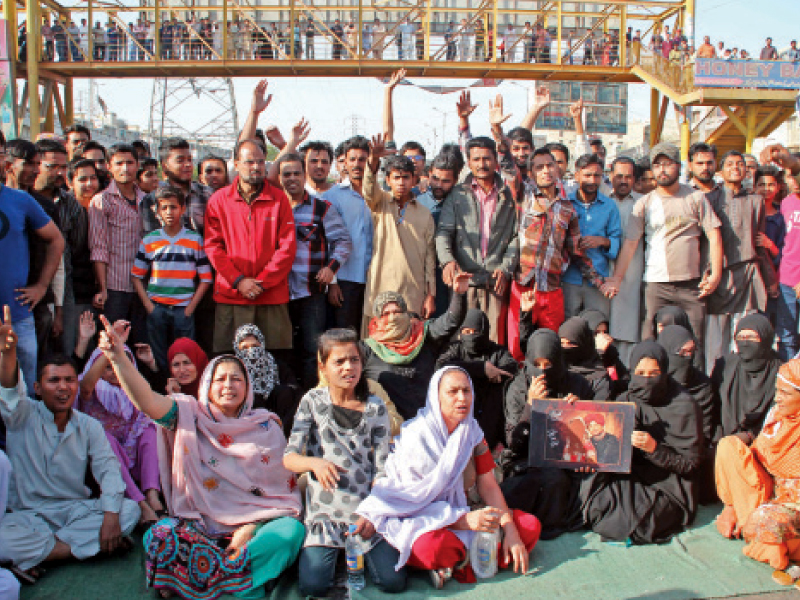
[{"left": 563, "top": 190, "right": 622, "bottom": 285}]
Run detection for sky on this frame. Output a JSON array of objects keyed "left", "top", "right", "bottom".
[{"left": 71, "top": 0, "right": 796, "bottom": 151}]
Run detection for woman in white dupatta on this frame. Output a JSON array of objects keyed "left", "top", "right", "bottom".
[{"left": 357, "top": 366, "right": 541, "bottom": 588}]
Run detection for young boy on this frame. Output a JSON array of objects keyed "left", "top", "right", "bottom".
[
  {"left": 756, "top": 166, "right": 786, "bottom": 328},
  {"left": 136, "top": 158, "right": 160, "bottom": 194},
  {"left": 131, "top": 186, "right": 212, "bottom": 369}
]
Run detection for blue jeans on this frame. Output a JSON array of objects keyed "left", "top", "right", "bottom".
[
  {"left": 777, "top": 283, "right": 800, "bottom": 360},
  {"left": 15, "top": 316, "right": 37, "bottom": 393},
  {"left": 297, "top": 539, "right": 406, "bottom": 597},
  {"left": 288, "top": 293, "right": 328, "bottom": 389},
  {"left": 147, "top": 303, "right": 195, "bottom": 370}
]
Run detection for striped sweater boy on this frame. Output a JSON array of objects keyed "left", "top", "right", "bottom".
[{"left": 131, "top": 227, "right": 212, "bottom": 306}]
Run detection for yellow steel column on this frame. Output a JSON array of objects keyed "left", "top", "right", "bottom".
[
  {"left": 492, "top": 0, "right": 498, "bottom": 62},
  {"left": 44, "top": 84, "right": 54, "bottom": 132},
  {"left": 620, "top": 4, "right": 627, "bottom": 66},
  {"left": 64, "top": 78, "right": 74, "bottom": 126},
  {"left": 3, "top": 0, "right": 18, "bottom": 60},
  {"left": 290, "top": 0, "right": 295, "bottom": 59},
  {"left": 155, "top": 0, "right": 161, "bottom": 60},
  {"left": 556, "top": 1, "right": 562, "bottom": 65},
  {"left": 745, "top": 105, "right": 757, "bottom": 154},
  {"left": 222, "top": 0, "right": 228, "bottom": 60},
  {"left": 26, "top": 0, "right": 42, "bottom": 138},
  {"left": 88, "top": 0, "right": 94, "bottom": 61},
  {"left": 680, "top": 109, "right": 690, "bottom": 161},
  {"left": 650, "top": 87, "right": 659, "bottom": 147}
]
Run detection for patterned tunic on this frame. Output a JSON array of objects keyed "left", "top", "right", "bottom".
[{"left": 285, "top": 389, "right": 391, "bottom": 548}]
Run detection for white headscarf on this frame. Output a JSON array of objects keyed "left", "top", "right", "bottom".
[{"left": 356, "top": 366, "right": 484, "bottom": 569}]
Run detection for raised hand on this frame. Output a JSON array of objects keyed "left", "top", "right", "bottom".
[
  {"left": 488, "top": 94, "right": 512, "bottom": 126},
  {"left": 532, "top": 86, "right": 551, "bottom": 110},
  {"left": 78, "top": 310, "right": 96, "bottom": 340},
  {"left": 568, "top": 98, "right": 584, "bottom": 120},
  {"left": 0, "top": 306, "right": 17, "bottom": 354},
  {"left": 485, "top": 361, "right": 512, "bottom": 383},
  {"left": 387, "top": 68, "right": 406, "bottom": 89},
  {"left": 134, "top": 343, "right": 156, "bottom": 369},
  {"left": 456, "top": 90, "right": 478, "bottom": 119},
  {"left": 288, "top": 117, "right": 311, "bottom": 149},
  {"left": 97, "top": 315, "right": 127, "bottom": 363},
  {"left": 368, "top": 133, "right": 395, "bottom": 159},
  {"left": 112, "top": 319, "right": 132, "bottom": 344},
  {"left": 251, "top": 79, "right": 272, "bottom": 115},
  {"left": 264, "top": 125, "right": 286, "bottom": 150}
]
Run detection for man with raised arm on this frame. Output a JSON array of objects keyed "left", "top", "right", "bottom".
[{"left": 0, "top": 306, "right": 139, "bottom": 577}]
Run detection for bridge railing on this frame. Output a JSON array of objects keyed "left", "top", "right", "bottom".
[
  {"left": 14, "top": 0, "right": 690, "bottom": 68},
  {"left": 631, "top": 42, "right": 695, "bottom": 93}
]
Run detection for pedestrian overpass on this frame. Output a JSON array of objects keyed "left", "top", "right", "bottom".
[{"left": 4, "top": 0, "right": 797, "bottom": 155}]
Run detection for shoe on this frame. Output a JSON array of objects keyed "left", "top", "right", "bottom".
[{"left": 429, "top": 567, "right": 453, "bottom": 589}]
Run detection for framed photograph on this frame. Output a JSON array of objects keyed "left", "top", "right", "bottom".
[{"left": 528, "top": 399, "right": 635, "bottom": 473}]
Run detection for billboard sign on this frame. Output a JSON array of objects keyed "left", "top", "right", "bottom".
[
  {"left": 533, "top": 81, "right": 628, "bottom": 135},
  {"left": 694, "top": 58, "right": 800, "bottom": 89}
]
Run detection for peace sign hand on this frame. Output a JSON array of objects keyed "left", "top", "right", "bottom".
[
  {"left": 0, "top": 306, "right": 18, "bottom": 354},
  {"left": 97, "top": 315, "right": 127, "bottom": 364}
]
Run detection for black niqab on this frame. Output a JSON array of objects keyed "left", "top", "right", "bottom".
[
  {"left": 558, "top": 317, "right": 601, "bottom": 368},
  {"left": 580, "top": 309, "right": 608, "bottom": 334},
  {"left": 461, "top": 308, "right": 491, "bottom": 356},
  {"left": 525, "top": 329, "right": 566, "bottom": 394},
  {"left": 715, "top": 313, "right": 781, "bottom": 439},
  {"left": 654, "top": 305, "right": 693, "bottom": 335}
]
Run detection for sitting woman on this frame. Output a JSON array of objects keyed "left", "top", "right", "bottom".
[
  {"left": 557, "top": 317, "right": 612, "bottom": 400},
  {"left": 436, "top": 308, "right": 518, "bottom": 449},
  {"left": 78, "top": 345, "right": 163, "bottom": 525},
  {"left": 357, "top": 367, "right": 541, "bottom": 588},
  {"left": 95, "top": 316, "right": 304, "bottom": 600},
  {"left": 653, "top": 305, "right": 694, "bottom": 336},
  {"left": 234, "top": 324, "right": 301, "bottom": 436},
  {"left": 711, "top": 313, "right": 782, "bottom": 445},
  {"left": 165, "top": 338, "right": 208, "bottom": 399},
  {"left": 715, "top": 360, "right": 800, "bottom": 576},
  {"left": 501, "top": 328, "right": 593, "bottom": 539},
  {"left": 580, "top": 340, "right": 703, "bottom": 544},
  {"left": 284, "top": 329, "right": 406, "bottom": 597},
  {"left": 361, "top": 273, "right": 470, "bottom": 420},
  {"left": 580, "top": 308, "right": 629, "bottom": 395}
]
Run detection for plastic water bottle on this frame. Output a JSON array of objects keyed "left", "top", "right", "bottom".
[
  {"left": 470, "top": 529, "right": 500, "bottom": 579},
  {"left": 345, "top": 524, "right": 366, "bottom": 591}
]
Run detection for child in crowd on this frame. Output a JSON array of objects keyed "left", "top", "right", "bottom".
[
  {"left": 131, "top": 186, "right": 212, "bottom": 370},
  {"left": 136, "top": 157, "right": 160, "bottom": 194},
  {"left": 755, "top": 166, "right": 786, "bottom": 327}
]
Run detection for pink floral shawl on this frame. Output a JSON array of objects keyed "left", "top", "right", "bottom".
[{"left": 157, "top": 355, "right": 302, "bottom": 533}]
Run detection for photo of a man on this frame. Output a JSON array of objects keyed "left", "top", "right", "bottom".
[{"left": 585, "top": 413, "right": 621, "bottom": 465}]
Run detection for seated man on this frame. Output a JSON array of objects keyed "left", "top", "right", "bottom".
[
  {"left": 0, "top": 306, "right": 140, "bottom": 576},
  {"left": 0, "top": 450, "right": 20, "bottom": 600}
]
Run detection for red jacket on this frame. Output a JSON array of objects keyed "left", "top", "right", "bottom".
[{"left": 204, "top": 178, "right": 296, "bottom": 305}]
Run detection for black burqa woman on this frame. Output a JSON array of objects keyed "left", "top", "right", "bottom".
[
  {"left": 710, "top": 313, "right": 782, "bottom": 444},
  {"left": 580, "top": 340, "right": 703, "bottom": 544},
  {"left": 580, "top": 308, "right": 630, "bottom": 397},
  {"left": 659, "top": 324, "right": 720, "bottom": 503},
  {"left": 558, "top": 317, "right": 612, "bottom": 400},
  {"left": 500, "top": 329, "right": 593, "bottom": 539},
  {"left": 435, "top": 308, "right": 518, "bottom": 448},
  {"left": 653, "top": 305, "right": 702, "bottom": 369}
]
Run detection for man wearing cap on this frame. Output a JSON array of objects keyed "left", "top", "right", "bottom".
[
  {"left": 585, "top": 413, "right": 620, "bottom": 465},
  {"left": 602, "top": 143, "right": 723, "bottom": 361}
]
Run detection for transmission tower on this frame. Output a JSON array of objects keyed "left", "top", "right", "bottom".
[
  {"left": 343, "top": 114, "right": 366, "bottom": 137},
  {"left": 149, "top": 78, "right": 240, "bottom": 157}
]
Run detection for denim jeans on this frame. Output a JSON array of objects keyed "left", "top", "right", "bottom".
[
  {"left": 297, "top": 539, "right": 406, "bottom": 597},
  {"left": 288, "top": 293, "right": 327, "bottom": 389},
  {"left": 104, "top": 290, "right": 149, "bottom": 347},
  {"left": 147, "top": 303, "right": 195, "bottom": 370},
  {"left": 15, "top": 316, "right": 37, "bottom": 393},
  {"left": 777, "top": 283, "right": 799, "bottom": 360}
]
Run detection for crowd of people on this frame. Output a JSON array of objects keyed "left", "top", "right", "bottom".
[
  {"left": 17, "top": 13, "right": 628, "bottom": 65},
  {"left": 1, "top": 70, "right": 800, "bottom": 600}
]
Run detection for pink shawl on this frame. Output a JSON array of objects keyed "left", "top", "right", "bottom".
[
  {"left": 79, "top": 347, "right": 152, "bottom": 468},
  {"left": 157, "top": 355, "right": 302, "bottom": 533}
]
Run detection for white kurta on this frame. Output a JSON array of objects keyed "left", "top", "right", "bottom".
[
  {"left": 609, "top": 191, "right": 645, "bottom": 346},
  {"left": 0, "top": 372, "right": 139, "bottom": 570},
  {"left": 0, "top": 450, "right": 19, "bottom": 600}
]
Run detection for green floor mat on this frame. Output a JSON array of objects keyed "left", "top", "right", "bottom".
[{"left": 19, "top": 506, "right": 788, "bottom": 600}]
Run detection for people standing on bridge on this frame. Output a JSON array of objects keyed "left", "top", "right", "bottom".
[
  {"left": 760, "top": 37, "right": 779, "bottom": 60},
  {"left": 697, "top": 35, "right": 716, "bottom": 58},
  {"left": 458, "top": 18, "right": 472, "bottom": 61},
  {"left": 399, "top": 18, "right": 416, "bottom": 61},
  {"left": 371, "top": 17, "right": 386, "bottom": 59},
  {"left": 331, "top": 19, "right": 344, "bottom": 60}
]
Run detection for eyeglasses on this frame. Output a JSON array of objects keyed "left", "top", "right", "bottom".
[
  {"left": 735, "top": 334, "right": 761, "bottom": 342},
  {"left": 406, "top": 155, "right": 424, "bottom": 161}
]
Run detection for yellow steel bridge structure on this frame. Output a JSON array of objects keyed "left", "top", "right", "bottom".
[{"left": 3, "top": 0, "right": 797, "bottom": 155}]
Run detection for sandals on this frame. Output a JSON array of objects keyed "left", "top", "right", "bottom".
[
  {"left": 773, "top": 565, "right": 800, "bottom": 586},
  {"left": 429, "top": 567, "right": 453, "bottom": 590}
]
